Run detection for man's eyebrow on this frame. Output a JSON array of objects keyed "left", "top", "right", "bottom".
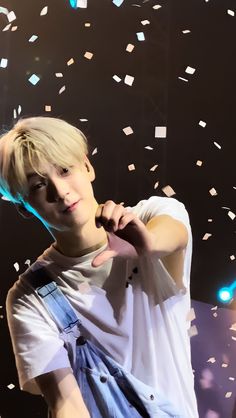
[{"left": 26, "top": 172, "right": 45, "bottom": 180}]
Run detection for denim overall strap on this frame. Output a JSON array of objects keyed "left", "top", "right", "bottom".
[{"left": 31, "top": 267, "right": 80, "bottom": 333}]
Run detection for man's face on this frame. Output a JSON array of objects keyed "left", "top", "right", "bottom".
[{"left": 23, "top": 158, "right": 96, "bottom": 232}]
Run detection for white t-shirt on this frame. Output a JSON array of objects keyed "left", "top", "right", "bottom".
[{"left": 6, "top": 196, "right": 199, "bottom": 418}]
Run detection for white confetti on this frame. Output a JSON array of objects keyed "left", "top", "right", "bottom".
[
  {"left": 128, "top": 164, "right": 135, "bottom": 171},
  {"left": 222, "top": 363, "right": 228, "bottom": 368},
  {"left": 196, "top": 160, "right": 203, "bottom": 166},
  {"left": 202, "top": 233, "right": 212, "bottom": 240},
  {"left": 24, "top": 259, "right": 31, "bottom": 266},
  {"left": 67, "top": 58, "right": 74, "bottom": 66},
  {"left": 213, "top": 312, "right": 217, "bottom": 318},
  {"left": 2, "top": 23, "right": 11, "bottom": 31},
  {"left": 229, "top": 377, "right": 235, "bottom": 381},
  {"left": 186, "top": 307, "right": 196, "bottom": 322},
  {"left": 123, "top": 126, "right": 133, "bottom": 135},
  {"left": 59, "top": 85, "right": 66, "bottom": 94},
  {"left": 188, "top": 325, "right": 198, "bottom": 337},
  {"left": 13, "top": 108, "right": 17, "bottom": 119},
  {"left": 113, "top": 75, "right": 122, "bottom": 83},
  {"left": 182, "top": 29, "right": 191, "bottom": 34},
  {"left": 208, "top": 219, "right": 213, "bottom": 222},
  {"left": 136, "top": 32, "right": 145, "bottom": 41},
  {"left": 153, "top": 4, "right": 162, "bottom": 10},
  {"left": 150, "top": 164, "right": 158, "bottom": 171},
  {"left": 84, "top": 51, "right": 93, "bottom": 60},
  {"left": 7, "top": 11, "right": 16, "bottom": 22},
  {"left": 209, "top": 188, "right": 217, "bottom": 196},
  {"left": 45, "top": 105, "right": 51, "bottom": 112},
  {"left": 0, "top": 7, "right": 9, "bottom": 15},
  {"left": 211, "top": 306, "right": 218, "bottom": 310},
  {"left": 11, "top": 25, "right": 17, "bottom": 31},
  {"left": 79, "top": 118, "right": 88, "bottom": 122},
  {"left": 55, "top": 72, "right": 63, "bottom": 78},
  {"left": 154, "top": 181, "right": 159, "bottom": 189},
  {"left": 232, "top": 336, "right": 236, "bottom": 341},
  {"left": 18, "top": 105, "right": 22, "bottom": 115},
  {"left": 228, "top": 211, "right": 236, "bottom": 220},
  {"left": 227, "top": 9, "right": 235, "bottom": 17},
  {"left": 124, "top": 75, "right": 134, "bottom": 86},
  {"left": 213, "top": 141, "right": 221, "bottom": 149},
  {"left": 162, "top": 185, "right": 175, "bottom": 197},
  {"left": 141, "top": 20, "right": 150, "bottom": 26},
  {"left": 199, "top": 120, "right": 206, "bottom": 128},
  {"left": 155, "top": 126, "right": 167, "bottom": 138},
  {"left": 92, "top": 148, "right": 97, "bottom": 155},
  {"left": 145, "top": 146, "right": 153, "bottom": 150},
  {"left": 40, "top": 6, "right": 48, "bottom": 16},
  {"left": 29, "top": 35, "right": 38, "bottom": 42},
  {"left": 7, "top": 383, "right": 15, "bottom": 390},
  {"left": 230, "top": 255, "right": 235, "bottom": 261},
  {"left": 0, "top": 58, "right": 8, "bottom": 68},
  {"left": 112, "top": 0, "right": 124, "bottom": 6},
  {"left": 126, "top": 43, "right": 135, "bottom": 53},
  {"left": 225, "top": 392, "right": 232, "bottom": 398},
  {"left": 76, "top": 0, "right": 87, "bottom": 7},
  {"left": 13, "top": 262, "right": 19, "bottom": 272},
  {"left": 84, "top": 22, "right": 91, "bottom": 27},
  {"left": 178, "top": 77, "right": 188, "bottom": 82},
  {"left": 207, "top": 357, "right": 216, "bottom": 364},
  {"left": 185, "top": 66, "right": 196, "bottom": 75}
]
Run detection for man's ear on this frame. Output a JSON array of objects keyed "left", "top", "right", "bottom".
[
  {"left": 84, "top": 156, "right": 95, "bottom": 182},
  {"left": 15, "top": 203, "right": 34, "bottom": 219}
]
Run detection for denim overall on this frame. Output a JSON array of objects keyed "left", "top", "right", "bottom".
[{"left": 33, "top": 268, "right": 185, "bottom": 418}]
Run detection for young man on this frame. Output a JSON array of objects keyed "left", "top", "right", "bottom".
[{"left": 0, "top": 117, "right": 199, "bottom": 418}]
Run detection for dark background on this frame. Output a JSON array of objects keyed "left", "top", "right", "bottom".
[{"left": 0, "top": 0, "right": 235, "bottom": 416}]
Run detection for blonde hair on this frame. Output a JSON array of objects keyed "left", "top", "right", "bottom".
[{"left": 0, "top": 116, "right": 88, "bottom": 203}]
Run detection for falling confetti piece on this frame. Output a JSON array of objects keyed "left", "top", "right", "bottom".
[
  {"left": 92, "top": 148, "right": 97, "bottom": 155},
  {"left": 76, "top": 0, "right": 88, "bottom": 7},
  {"left": 126, "top": 44, "right": 134, "bottom": 52},
  {"left": 155, "top": 126, "right": 167, "bottom": 138},
  {"left": 84, "top": 51, "right": 93, "bottom": 60},
  {"left": 185, "top": 66, "right": 196, "bottom": 75},
  {"left": 208, "top": 219, "right": 213, "bottom": 222},
  {"left": 123, "top": 126, "right": 133, "bottom": 135},
  {"left": 186, "top": 308, "right": 196, "bottom": 322},
  {"left": 188, "top": 325, "right": 198, "bottom": 337},
  {"left": 55, "top": 72, "right": 63, "bottom": 77},
  {"left": 128, "top": 164, "right": 135, "bottom": 171},
  {"left": 136, "top": 32, "right": 145, "bottom": 41},
  {"left": 202, "top": 233, "right": 212, "bottom": 240},
  {"left": 0, "top": 7, "right": 9, "bottom": 15},
  {"left": 84, "top": 22, "right": 91, "bottom": 27},
  {"left": 229, "top": 377, "right": 235, "bottom": 381},
  {"left": 228, "top": 211, "right": 236, "bottom": 220},
  {"left": 153, "top": 4, "right": 162, "bottom": 10},
  {"left": 112, "top": 0, "right": 124, "bottom": 6},
  {"left": 213, "top": 312, "right": 217, "bottom": 317},
  {"left": 230, "top": 255, "right": 235, "bottom": 261},
  {"left": 162, "top": 185, "right": 175, "bottom": 197},
  {"left": 141, "top": 20, "right": 150, "bottom": 26},
  {"left": 211, "top": 306, "right": 218, "bottom": 310},
  {"left": 199, "top": 120, "right": 206, "bottom": 128},
  {"left": 18, "top": 105, "right": 22, "bottom": 115},
  {"left": 11, "top": 25, "right": 17, "bottom": 31},
  {"left": 124, "top": 75, "right": 134, "bottom": 86},
  {"left": 67, "top": 58, "right": 74, "bottom": 66},
  {"left": 13, "top": 262, "right": 19, "bottom": 272},
  {"left": 213, "top": 141, "right": 221, "bottom": 149},
  {"left": 182, "top": 29, "right": 191, "bottom": 34},
  {"left": 225, "top": 392, "right": 232, "bottom": 398},
  {"left": 178, "top": 77, "right": 188, "bottom": 82},
  {"left": 209, "top": 188, "right": 217, "bottom": 196},
  {"left": 2, "top": 23, "right": 11, "bottom": 31},
  {"left": 154, "top": 181, "right": 159, "bottom": 189},
  {"left": 0, "top": 58, "right": 8, "bottom": 68},
  {"left": 196, "top": 160, "right": 203, "bottom": 166},
  {"left": 113, "top": 75, "right": 122, "bottom": 83},
  {"left": 232, "top": 336, "right": 236, "bottom": 341},
  {"left": 28, "top": 35, "right": 38, "bottom": 42},
  {"left": 40, "top": 6, "right": 48, "bottom": 16},
  {"left": 59, "top": 85, "right": 66, "bottom": 94},
  {"left": 207, "top": 357, "right": 216, "bottom": 363},
  {"left": 7, "top": 384, "right": 15, "bottom": 390},
  {"left": 28, "top": 74, "right": 40, "bottom": 85},
  {"left": 45, "top": 105, "right": 51, "bottom": 112},
  {"left": 145, "top": 146, "right": 153, "bottom": 150},
  {"left": 7, "top": 11, "right": 16, "bottom": 22},
  {"left": 24, "top": 259, "right": 31, "bottom": 266},
  {"left": 222, "top": 363, "right": 228, "bottom": 368},
  {"left": 227, "top": 9, "right": 235, "bottom": 17},
  {"left": 79, "top": 118, "right": 88, "bottom": 122},
  {"left": 150, "top": 165, "right": 158, "bottom": 171}
]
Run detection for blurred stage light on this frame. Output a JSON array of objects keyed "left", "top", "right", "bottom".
[
  {"left": 218, "top": 281, "right": 236, "bottom": 303},
  {"left": 69, "top": 0, "right": 78, "bottom": 8}
]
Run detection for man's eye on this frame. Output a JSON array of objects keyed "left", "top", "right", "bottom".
[
  {"left": 31, "top": 182, "right": 45, "bottom": 191},
  {"left": 61, "top": 167, "right": 70, "bottom": 175}
]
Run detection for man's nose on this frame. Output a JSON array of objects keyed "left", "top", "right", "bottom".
[{"left": 48, "top": 179, "right": 70, "bottom": 201}]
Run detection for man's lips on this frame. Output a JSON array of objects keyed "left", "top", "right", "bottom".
[{"left": 62, "top": 200, "right": 80, "bottom": 213}]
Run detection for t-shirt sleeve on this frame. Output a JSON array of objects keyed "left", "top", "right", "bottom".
[
  {"left": 127, "top": 196, "right": 192, "bottom": 298},
  {"left": 6, "top": 280, "right": 71, "bottom": 395}
]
